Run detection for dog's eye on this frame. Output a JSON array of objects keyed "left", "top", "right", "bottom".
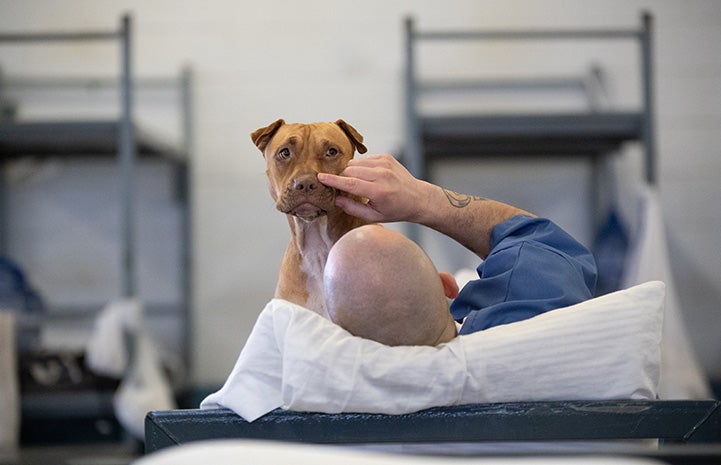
[
  {"left": 277, "top": 147, "right": 291, "bottom": 160},
  {"left": 326, "top": 147, "right": 338, "bottom": 157}
]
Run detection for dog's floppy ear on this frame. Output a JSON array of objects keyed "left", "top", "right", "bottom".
[
  {"left": 251, "top": 119, "right": 286, "bottom": 154},
  {"left": 335, "top": 119, "right": 367, "bottom": 154}
]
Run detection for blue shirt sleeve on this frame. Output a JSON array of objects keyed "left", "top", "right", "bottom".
[{"left": 451, "top": 215, "right": 597, "bottom": 334}]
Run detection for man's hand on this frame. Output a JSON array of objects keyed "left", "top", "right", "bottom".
[
  {"left": 318, "top": 154, "right": 433, "bottom": 224},
  {"left": 320, "top": 153, "right": 533, "bottom": 258}
]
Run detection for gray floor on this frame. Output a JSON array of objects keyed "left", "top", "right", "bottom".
[{"left": 2, "top": 443, "right": 139, "bottom": 465}]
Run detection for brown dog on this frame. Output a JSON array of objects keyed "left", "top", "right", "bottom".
[{"left": 251, "top": 119, "right": 368, "bottom": 317}]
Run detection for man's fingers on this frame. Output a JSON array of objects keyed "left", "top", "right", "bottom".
[
  {"left": 339, "top": 165, "right": 384, "bottom": 182},
  {"left": 348, "top": 153, "right": 396, "bottom": 165},
  {"left": 318, "top": 172, "right": 374, "bottom": 197},
  {"left": 317, "top": 172, "right": 341, "bottom": 187},
  {"left": 335, "top": 196, "right": 382, "bottom": 222},
  {"left": 317, "top": 172, "right": 352, "bottom": 191}
]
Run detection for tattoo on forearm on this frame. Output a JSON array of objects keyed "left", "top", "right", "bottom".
[{"left": 442, "top": 188, "right": 486, "bottom": 208}]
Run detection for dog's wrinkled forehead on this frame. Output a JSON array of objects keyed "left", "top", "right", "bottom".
[
  {"left": 272, "top": 123, "right": 347, "bottom": 154},
  {"left": 250, "top": 119, "right": 367, "bottom": 156}
]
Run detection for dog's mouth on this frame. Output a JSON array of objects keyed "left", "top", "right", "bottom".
[
  {"left": 280, "top": 195, "right": 335, "bottom": 221},
  {"left": 276, "top": 181, "right": 338, "bottom": 222},
  {"left": 288, "top": 202, "right": 328, "bottom": 221}
]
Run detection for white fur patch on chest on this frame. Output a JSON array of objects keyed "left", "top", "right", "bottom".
[{"left": 297, "top": 217, "right": 334, "bottom": 318}]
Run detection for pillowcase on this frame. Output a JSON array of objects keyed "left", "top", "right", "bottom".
[{"left": 201, "top": 281, "right": 664, "bottom": 422}]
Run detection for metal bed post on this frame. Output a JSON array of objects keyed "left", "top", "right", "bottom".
[
  {"left": 404, "top": 17, "right": 422, "bottom": 244},
  {"left": 119, "top": 14, "right": 136, "bottom": 298},
  {"left": 640, "top": 12, "right": 656, "bottom": 186},
  {"left": 179, "top": 65, "right": 194, "bottom": 387},
  {"left": 0, "top": 66, "right": 6, "bottom": 253},
  {"left": 404, "top": 17, "right": 423, "bottom": 181}
]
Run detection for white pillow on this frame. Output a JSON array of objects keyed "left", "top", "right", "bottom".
[{"left": 201, "top": 281, "right": 664, "bottom": 421}]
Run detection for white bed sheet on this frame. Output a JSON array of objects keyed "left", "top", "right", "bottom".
[{"left": 201, "top": 281, "right": 664, "bottom": 422}]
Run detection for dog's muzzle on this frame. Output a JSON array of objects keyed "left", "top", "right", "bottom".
[{"left": 277, "top": 174, "right": 337, "bottom": 221}]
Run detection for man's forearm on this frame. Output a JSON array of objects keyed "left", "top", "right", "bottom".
[{"left": 415, "top": 182, "right": 534, "bottom": 259}]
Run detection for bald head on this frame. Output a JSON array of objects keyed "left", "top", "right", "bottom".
[{"left": 323, "top": 225, "right": 457, "bottom": 346}]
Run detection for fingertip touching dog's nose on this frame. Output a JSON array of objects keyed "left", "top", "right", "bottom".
[{"left": 293, "top": 174, "right": 319, "bottom": 192}]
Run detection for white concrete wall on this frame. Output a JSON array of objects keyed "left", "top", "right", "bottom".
[{"left": 1, "top": 0, "right": 719, "bottom": 387}]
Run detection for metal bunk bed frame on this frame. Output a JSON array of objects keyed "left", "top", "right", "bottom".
[
  {"left": 144, "top": 400, "right": 721, "bottom": 463},
  {"left": 0, "top": 15, "right": 194, "bottom": 440},
  {"left": 0, "top": 14, "right": 139, "bottom": 297},
  {"left": 403, "top": 12, "right": 656, "bottom": 242}
]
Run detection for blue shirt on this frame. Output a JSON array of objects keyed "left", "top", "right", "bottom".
[{"left": 452, "top": 215, "right": 597, "bottom": 334}]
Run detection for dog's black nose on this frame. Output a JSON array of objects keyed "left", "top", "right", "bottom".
[{"left": 293, "top": 175, "right": 318, "bottom": 192}]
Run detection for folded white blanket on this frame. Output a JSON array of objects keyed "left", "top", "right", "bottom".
[{"left": 201, "top": 281, "right": 664, "bottom": 422}]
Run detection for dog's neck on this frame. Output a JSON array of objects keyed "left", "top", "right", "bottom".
[{"left": 288, "top": 216, "right": 333, "bottom": 315}]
